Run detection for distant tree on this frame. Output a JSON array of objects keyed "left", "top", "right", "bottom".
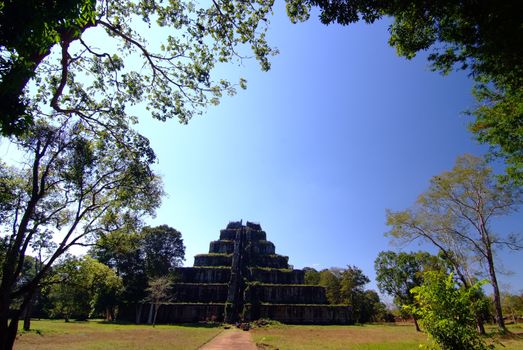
[
  {"left": 303, "top": 267, "right": 320, "bottom": 285},
  {"left": 286, "top": 0, "right": 523, "bottom": 184},
  {"left": 319, "top": 269, "right": 342, "bottom": 304},
  {"left": 339, "top": 265, "right": 370, "bottom": 323},
  {"left": 47, "top": 256, "right": 122, "bottom": 321},
  {"left": 408, "top": 272, "right": 490, "bottom": 350},
  {"left": 145, "top": 276, "right": 173, "bottom": 327},
  {"left": 501, "top": 291, "right": 523, "bottom": 324},
  {"left": 359, "top": 290, "right": 388, "bottom": 323},
  {"left": 375, "top": 251, "right": 440, "bottom": 331},
  {"left": 386, "top": 154, "right": 522, "bottom": 332},
  {"left": 142, "top": 225, "right": 185, "bottom": 278}
]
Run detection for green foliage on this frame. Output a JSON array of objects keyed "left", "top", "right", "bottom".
[
  {"left": 90, "top": 225, "right": 185, "bottom": 306},
  {"left": 375, "top": 251, "right": 441, "bottom": 317},
  {"left": 319, "top": 269, "right": 342, "bottom": 304},
  {"left": 47, "top": 256, "right": 122, "bottom": 321},
  {"left": 1, "top": 0, "right": 277, "bottom": 136},
  {"left": 286, "top": 0, "right": 523, "bottom": 183},
  {"left": 408, "top": 272, "right": 491, "bottom": 350},
  {"left": 316, "top": 266, "right": 383, "bottom": 323},
  {"left": 501, "top": 291, "right": 523, "bottom": 323},
  {"left": 142, "top": 225, "right": 185, "bottom": 278},
  {"left": 0, "top": 0, "right": 96, "bottom": 135},
  {"left": 303, "top": 267, "right": 320, "bottom": 285},
  {"left": 386, "top": 154, "right": 522, "bottom": 332}
]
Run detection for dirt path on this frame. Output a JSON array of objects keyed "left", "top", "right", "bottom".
[{"left": 198, "top": 328, "right": 257, "bottom": 350}]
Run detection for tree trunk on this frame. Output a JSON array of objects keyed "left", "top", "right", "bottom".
[
  {"left": 413, "top": 316, "right": 421, "bottom": 332},
  {"left": 486, "top": 251, "right": 506, "bottom": 332},
  {"left": 476, "top": 315, "right": 486, "bottom": 335},
  {"left": 0, "top": 302, "right": 20, "bottom": 350},
  {"left": 135, "top": 304, "right": 143, "bottom": 324},
  {"left": 23, "top": 295, "right": 35, "bottom": 331},
  {"left": 152, "top": 304, "right": 159, "bottom": 328},
  {"left": 147, "top": 303, "right": 153, "bottom": 324}
]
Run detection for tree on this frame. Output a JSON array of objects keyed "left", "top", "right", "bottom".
[
  {"left": 142, "top": 225, "right": 185, "bottom": 278},
  {"left": 0, "top": 0, "right": 277, "bottom": 136},
  {"left": 0, "top": 119, "right": 161, "bottom": 350},
  {"left": 501, "top": 291, "right": 523, "bottom": 324},
  {"left": 408, "top": 272, "right": 490, "bottom": 350},
  {"left": 375, "top": 251, "right": 438, "bottom": 331},
  {"left": 303, "top": 267, "right": 320, "bottom": 285},
  {"left": 339, "top": 265, "right": 370, "bottom": 323},
  {"left": 145, "top": 276, "right": 172, "bottom": 327},
  {"left": 386, "top": 154, "right": 522, "bottom": 333},
  {"left": 359, "top": 289, "right": 387, "bottom": 323},
  {"left": 90, "top": 224, "right": 185, "bottom": 321},
  {"left": 47, "top": 256, "right": 122, "bottom": 321},
  {"left": 319, "top": 269, "right": 342, "bottom": 304},
  {"left": 285, "top": 0, "right": 523, "bottom": 183}
]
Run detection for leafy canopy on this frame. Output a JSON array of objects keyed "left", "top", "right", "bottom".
[{"left": 0, "top": 0, "right": 277, "bottom": 135}]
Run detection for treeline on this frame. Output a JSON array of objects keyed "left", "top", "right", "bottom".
[
  {"left": 304, "top": 251, "right": 523, "bottom": 333},
  {"left": 302, "top": 266, "right": 391, "bottom": 323},
  {"left": 9, "top": 225, "right": 185, "bottom": 326}
]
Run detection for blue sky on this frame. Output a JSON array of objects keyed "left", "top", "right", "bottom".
[
  {"left": 133, "top": 3, "right": 523, "bottom": 293},
  {"left": 2, "top": 2, "right": 519, "bottom": 294}
]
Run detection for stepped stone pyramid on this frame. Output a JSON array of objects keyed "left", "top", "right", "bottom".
[{"left": 136, "top": 221, "right": 352, "bottom": 324}]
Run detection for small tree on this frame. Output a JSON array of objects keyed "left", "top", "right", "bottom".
[
  {"left": 146, "top": 276, "right": 173, "bottom": 327},
  {"left": 408, "top": 272, "right": 491, "bottom": 350}
]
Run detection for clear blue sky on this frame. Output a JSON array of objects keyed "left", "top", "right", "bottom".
[{"left": 118, "top": 3, "right": 522, "bottom": 293}]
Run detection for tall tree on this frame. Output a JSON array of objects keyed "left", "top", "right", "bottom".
[
  {"left": 142, "top": 225, "right": 185, "bottom": 278},
  {"left": 90, "top": 224, "right": 185, "bottom": 321},
  {"left": 386, "top": 154, "right": 523, "bottom": 332},
  {"left": 0, "top": 0, "right": 277, "bottom": 136},
  {"left": 286, "top": 0, "right": 523, "bottom": 184},
  {"left": 0, "top": 119, "right": 161, "bottom": 350}
]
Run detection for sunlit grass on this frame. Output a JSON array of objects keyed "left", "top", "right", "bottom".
[
  {"left": 251, "top": 323, "right": 523, "bottom": 350},
  {"left": 14, "top": 319, "right": 222, "bottom": 350}
]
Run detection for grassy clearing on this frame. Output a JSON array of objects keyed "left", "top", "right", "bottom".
[
  {"left": 251, "top": 323, "right": 523, "bottom": 350},
  {"left": 12, "top": 320, "right": 523, "bottom": 350},
  {"left": 14, "top": 319, "right": 222, "bottom": 350}
]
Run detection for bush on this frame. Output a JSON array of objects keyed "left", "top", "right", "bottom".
[{"left": 407, "top": 272, "right": 492, "bottom": 350}]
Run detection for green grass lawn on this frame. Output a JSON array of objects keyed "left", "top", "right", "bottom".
[
  {"left": 13, "top": 320, "right": 523, "bottom": 350},
  {"left": 251, "top": 323, "right": 523, "bottom": 350},
  {"left": 14, "top": 319, "right": 223, "bottom": 350}
]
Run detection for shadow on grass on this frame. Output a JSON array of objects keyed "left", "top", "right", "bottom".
[{"left": 94, "top": 320, "right": 223, "bottom": 328}]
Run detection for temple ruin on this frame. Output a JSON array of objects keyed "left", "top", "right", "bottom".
[{"left": 129, "top": 221, "right": 352, "bottom": 324}]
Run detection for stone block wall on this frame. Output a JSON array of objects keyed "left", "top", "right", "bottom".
[
  {"left": 175, "top": 267, "right": 231, "bottom": 283},
  {"left": 245, "top": 284, "right": 327, "bottom": 304},
  {"left": 193, "top": 253, "right": 232, "bottom": 267},
  {"left": 248, "top": 268, "right": 304, "bottom": 284},
  {"left": 244, "top": 304, "right": 352, "bottom": 324},
  {"left": 172, "top": 283, "right": 228, "bottom": 303}
]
